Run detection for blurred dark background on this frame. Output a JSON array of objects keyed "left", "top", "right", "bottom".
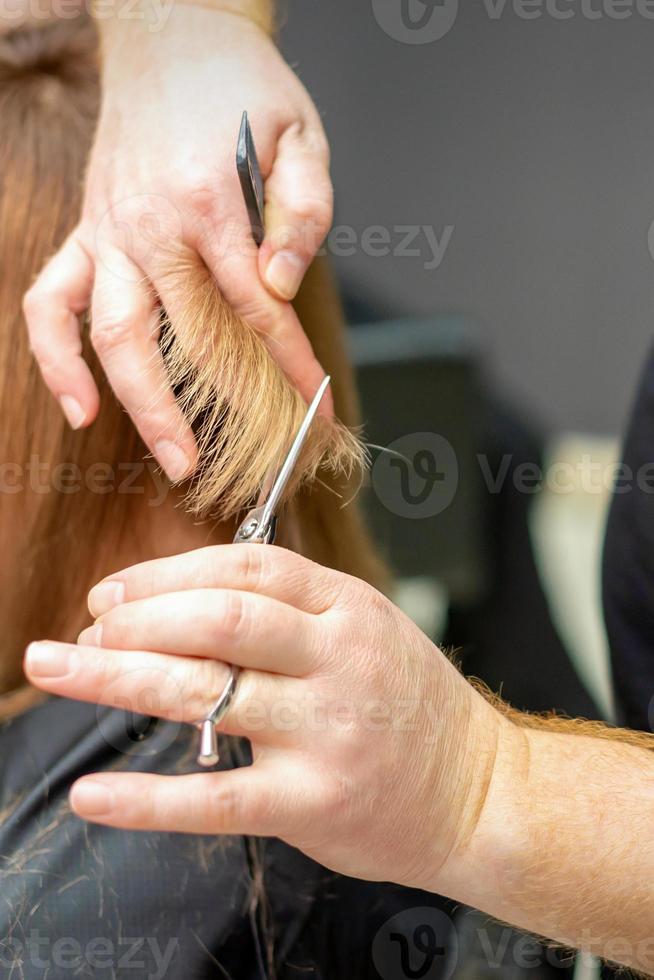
[
  {"left": 280, "top": 0, "right": 654, "bottom": 438},
  {"left": 278, "top": 7, "right": 647, "bottom": 976}
]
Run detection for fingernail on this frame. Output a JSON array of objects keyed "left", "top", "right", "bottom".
[
  {"left": 89, "top": 580, "right": 125, "bottom": 618},
  {"left": 155, "top": 440, "right": 192, "bottom": 482},
  {"left": 25, "top": 642, "right": 74, "bottom": 678},
  {"left": 59, "top": 395, "right": 86, "bottom": 430},
  {"left": 265, "top": 250, "right": 305, "bottom": 301},
  {"left": 78, "top": 623, "right": 103, "bottom": 647},
  {"left": 70, "top": 780, "right": 115, "bottom": 817}
]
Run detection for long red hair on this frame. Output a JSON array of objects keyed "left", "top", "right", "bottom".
[{"left": 0, "top": 17, "right": 387, "bottom": 711}]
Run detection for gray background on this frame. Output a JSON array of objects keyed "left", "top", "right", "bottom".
[{"left": 280, "top": 0, "right": 654, "bottom": 436}]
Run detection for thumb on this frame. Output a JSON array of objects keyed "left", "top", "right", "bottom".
[{"left": 259, "top": 124, "right": 333, "bottom": 302}]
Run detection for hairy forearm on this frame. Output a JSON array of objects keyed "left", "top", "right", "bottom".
[{"left": 438, "top": 710, "right": 654, "bottom": 974}]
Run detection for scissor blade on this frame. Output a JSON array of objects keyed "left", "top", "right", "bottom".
[
  {"left": 260, "top": 375, "right": 331, "bottom": 528},
  {"left": 236, "top": 111, "right": 265, "bottom": 247}
]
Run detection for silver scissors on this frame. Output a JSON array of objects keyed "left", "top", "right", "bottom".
[{"left": 197, "top": 374, "right": 332, "bottom": 766}]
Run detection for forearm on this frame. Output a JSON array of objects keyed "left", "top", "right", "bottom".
[{"left": 438, "top": 712, "right": 654, "bottom": 974}]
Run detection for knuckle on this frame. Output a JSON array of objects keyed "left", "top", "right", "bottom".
[
  {"left": 114, "top": 198, "right": 169, "bottom": 237},
  {"left": 364, "top": 588, "right": 398, "bottom": 645},
  {"left": 326, "top": 571, "right": 368, "bottom": 615},
  {"left": 209, "top": 781, "right": 248, "bottom": 831},
  {"left": 239, "top": 544, "right": 272, "bottom": 593},
  {"left": 190, "top": 185, "right": 219, "bottom": 219},
  {"left": 198, "top": 547, "right": 225, "bottom": 589},
  {"left": 174, "top": 548, "right": 213, "bottom": 591},
  {"left": 233, "top": 667, "right": 257, "bottom": 707},
  {"left": 291, "top": 195, "right": 333, "bottom": 237},
  {"left": 321, "top": 769, "right": 355, "bottom": 826},
  {"left": 22, "top": 284, "right": 46, "bottom": 321},
  {"left": 215, "top": 590, "right": 248, "bottom": 644},
  {"left": 289, "top": 119, "right": 330, "bottom": 161},
  {"left": 29, "top": 348, "right": 61, "bottom": 385},
  {"left": 231, "top": 295, "right": 270, "bottom": 328},
  {"left": 91, "top": 653, "right": 120, "bottom": 699},
  {"left": 99, "top": 613, "right": 123, "bottom": 650},
  {"left": 112, "top": 197, "right": 147, "bottom": 226},
  {"left": 276, "top": 549, "right": 310, "bottom": 594},
  {"left": 308, "top": 132, "right": 331, "bottom": 164},
  {"left": 91, "top": 314, "right": 135, "bottom": 356},
  {"left": 366, "top": 584, "right": 391, "bottom": 618},
  {"left": 170, "top": 157, "right": 210, "bottom": 191},
  {"left": 185, "top": 659, "right": 226, "bottom": 721}
]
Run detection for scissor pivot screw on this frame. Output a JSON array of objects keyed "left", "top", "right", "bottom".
[{"left": 240, "top": 519, "right": 259, "bottom": 540}]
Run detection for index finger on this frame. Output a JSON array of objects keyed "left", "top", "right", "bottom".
[
  {"left": 23, "top": 231, "right": 99, "bottom": 429},
  {"left": 88, "top": 544, "right": 345, "bottom": 618},
  {"left": 187, "top": 189, "right": 334, "bottom": 416}
]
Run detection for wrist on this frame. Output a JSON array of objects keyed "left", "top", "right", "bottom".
[
  {"left": 170, "top": 0, "right": 274, "bottom": 33},
  {"left": 95, "top": 0, "right": 272, "bottom": 90},
  {"left": 431, "top": 705, "right": 531, "bottom": 907},
  {"left": 91, "top": 0, "right": 274, "bottom": 35}
]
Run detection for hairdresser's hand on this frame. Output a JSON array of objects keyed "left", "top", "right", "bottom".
[
  {"left": 24, "top": 545, "right": 514, "bottom": 895},
  {"left": 23, "top": 6, "right": 333, "bottom": 482}
]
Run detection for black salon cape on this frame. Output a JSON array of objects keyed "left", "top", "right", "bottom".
[
  {"left": 604, "top": 344, "right": 654, "bottom": 732},
  {"left": 0, "top": 696, "right": 447, "bottom": 979}
]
